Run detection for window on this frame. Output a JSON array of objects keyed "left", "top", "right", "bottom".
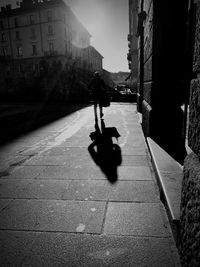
[
  {"left": 30, "top": 28, "right": 36, "bottom": 39},
  {"left": 33, "top": 63, "right": 38, "bottom": 72},
  {"left": 48, "top": 25, "right": 53, "bottom": 35},
  {"left": 47, "top": 10, "right": 52, "bottom": 21},
  {"left": 2, "top": 47, "right": 7, "bottom": 56},
  {"left": 0, "top": 21, "right": 4, "bottom": 30},
  {"left": 16, "top": 31, "right": 20, "bottom": 40},
  {"left": 14, "top": 17, "right": 19, "bottom": 27},
  {"left": 19, "top": 64, "right": 24, "bottom": 73},
  {"left": 1, "top": 32, "right": 6, "bottom": 41},
  {"left": 16, "top": 46, "right": 23, "bottom": 57},
  {"left": 32, "top": 44, "right": 37, "bottom": 55},
  {"left": 49, "top": 42, "right": 54, "bottom": 52},
  {"left": 30, "top": 15, "right": 35, "bottom": 24}
]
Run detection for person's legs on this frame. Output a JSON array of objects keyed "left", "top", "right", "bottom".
[
  {"left": 94, "top": 100, "right": 98, "bottom": 121},
  {"left": 99, "top": 102, "right": 103, "bottom": 118}
]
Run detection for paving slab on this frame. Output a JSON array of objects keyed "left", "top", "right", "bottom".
[
  {"left": 0, "top": 199, "right": 106, "bottom": 234},
  {"left": 117, "top": 166, "right": 153, "bottom": 180},
  {"left": 0, "top": 231, "right": 180, "bottom": 267},
  {"left": 121, "top": 155, "right": 149, "bottom": 166},
  {"left": 0, "top": 165, "right": 44, "bottom": 179},
  {"left": 0, "top": 199, "right": 12, "bottom": 212},
  {"left": 0, "top": 179, "right": 159, "bottom": 203},
  {"left": 108, "top": 180, "right": 159, "bottom": 202},
  {"left": 104, "top": 202, "right": 171, "bottom": 237},
  {"left": 120, "top": 145, "right": 147, "bottom": 155},
  {"left": 22, "top": 153, "right": 96, "bottom": 167},
  {"left": 37, "top": 165, "right": 105, "bottom": 179},
  {"left": 0, "top": 230, "right": 41, "bottom": 267}
]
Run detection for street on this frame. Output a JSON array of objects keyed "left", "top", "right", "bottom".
[{"left": 0, "top": 103, "right": 180, "bottom": 266}]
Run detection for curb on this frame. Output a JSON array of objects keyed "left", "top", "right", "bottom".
[{"left": 146, "top": 137, "right": 183, "bottom": 243}]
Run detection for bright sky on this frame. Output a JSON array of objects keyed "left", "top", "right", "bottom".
[
  {"left": 0, "top": 0, "right": 129, "bottom": 72},
  {"left": 66, "top": 0, "right": 129, "bottom": 72}
]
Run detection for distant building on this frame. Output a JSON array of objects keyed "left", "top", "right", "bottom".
[
  {"left": 110, "top": 71, "right": 130, "bottom": 86},
  {"left": 0, "top": 0, "right": 103, "bottom": 81},
  {"left": 127, "top": 0, "right": 138, "bottom": 87},
  {"left": 88, "top": 46, "right": 103, "bottom": 73}
]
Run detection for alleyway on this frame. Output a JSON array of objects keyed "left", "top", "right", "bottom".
[{"left": 0, "top": 103, "right": 180, "bottom": 266}]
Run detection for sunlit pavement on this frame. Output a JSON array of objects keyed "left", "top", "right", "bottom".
[{"left": 0, "top": 103, "right": 180, "bottom": 266}]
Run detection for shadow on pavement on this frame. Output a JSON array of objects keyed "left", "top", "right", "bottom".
[
  {"left": 0, "top": 102, "right": 91, "bottom": 146},
  {"left": 88, "top": 118, "right": 122, "bottom": 183}
]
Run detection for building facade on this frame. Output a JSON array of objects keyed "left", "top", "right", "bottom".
[
  {"left": 0, "top": 0, "right": 103, "bottom": 97},
  {"left": 128, "top": 0, "right": 200, "bottom": 265},
  {"left": 131, "top": 0, "right": 188, "bottom": 164},
  {"left": 127, "top": 0, "right": 138, "bottom": 91}
]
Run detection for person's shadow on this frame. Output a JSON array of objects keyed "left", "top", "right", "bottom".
[{"left": 88, "top": 119, "right": 122, "bottom": 183}]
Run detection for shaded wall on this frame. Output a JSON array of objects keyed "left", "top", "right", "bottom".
[
  {"left": 179, "top": 2, "right": 200, "bottom": 266},
  {"left": 138, "top": 0, "right": 188, "bottom": 163}
]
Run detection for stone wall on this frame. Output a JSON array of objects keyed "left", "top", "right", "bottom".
[
  {"left": 179, "top": 153, "right": 200, "bottom": 266},
  {"left": 179, "top": 2, "right": 200, "bottom": 266}
]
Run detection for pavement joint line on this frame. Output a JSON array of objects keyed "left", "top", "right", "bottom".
[
  {"left": 0, "top": 197, "right": 159, "bottom": 203},
  {"left": 0, "top": 199, "right": 13, "bottom": 212},
  {"left": 0, "top": 228, "right": 171, "bottom": 239},
  {"left": 0, "top": 177, "right": 154, "bottom": 181},
  {"left": 100, "top": 199, "right": 109, "bottom": 234},
  {"left": 0, "top": 228, "right": 172, "bottom": 238}
]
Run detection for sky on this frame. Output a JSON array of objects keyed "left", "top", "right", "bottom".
[{"left": 0, "top": 0, "right": 129, "bottom": 72}]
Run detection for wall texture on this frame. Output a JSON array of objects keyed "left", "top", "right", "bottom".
[{"left": 179, "top": 2, "right": 200, "bottom": 266}]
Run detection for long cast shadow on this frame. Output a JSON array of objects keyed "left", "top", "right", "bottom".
[{"left": 88, "top": 119, "right": 122, "bottom": 183}]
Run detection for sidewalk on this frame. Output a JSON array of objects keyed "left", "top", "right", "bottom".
[{"left": 0, "top": 103, "right": 180, "bottom": 266}]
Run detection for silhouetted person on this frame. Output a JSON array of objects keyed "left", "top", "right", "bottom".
[{"left": 89, "top": 71, "right": 106, "bottom": 122}]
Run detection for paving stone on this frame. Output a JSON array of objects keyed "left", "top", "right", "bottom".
[
  {"left": 117, "top": 166, "right": 152, "bottom": 180},
  {"left": 104, "top": 202, "right": 171, "bottom": 237},
  {"left": 0, "top": 199, "right": 106, "bottom": 234},
  {"left": 0, "top": 231, "right": 179, "bottom": 267},
  {"left": 0, "top": 179, "right": 159, "bottom": 203},
  {"left": 108, "top": 181, "right": 159, "bottom": 202},
  {"left": 0, "top": 199, "right": 12, "bottom": 212},
  {"left": 37, "top": 165, "right": 105, "bottom": 180},
  {"left": 1, "top": 166, "right": 44, "bottom": 179},
  {"left": 121, "top": 145, "right": 147, "bottom": 155},
  {"left": 121, "top": 155, "right": 149, "bottom": 166},
  {"left": 22, "top": 154, "right": 96, "bottom": 167},
  {"left": 0, "top": 230, "right": 40, "bottom": 267}
]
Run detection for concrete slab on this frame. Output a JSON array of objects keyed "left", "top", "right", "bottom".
[
  {"left": 117, "top": 166, "right": 152, "bottom": 180},
  {"left": 108, "top": 181, "right": 159, "bottom": 203},
  {"left": 120, "top": 145, "right": 147, "bottom": 155},
  {"left": 0, "top": 179, "right": 158, "bottom": 203},
  {"left": 0, "top": 231, "right": 180, "bottom": 267},
  {"left": 121, "top": 155, "right": 149, "bottom": 166},
  {"left": 0, "top": 199, "right": 12, "bottom": 212},
  {"left": 22, "top": 155, "right": 96, "bottom": 167},
  {"left": 0, "top": 230, "right": 40, "bottom": 267},
  {"left": 1, "top": 166, "right": 44, "bottom": 179},
  {"left": 104, "top": 202, "right": 171, "bottom": 237},
  {"left": 37, "top": 165, "right": 105, "bottom": 180},
  {"left": 22, "top": 148, "right": 97, "bottom": 167},
  {"left": 0, "top": 199, "right": 106, "bottom": 234}
]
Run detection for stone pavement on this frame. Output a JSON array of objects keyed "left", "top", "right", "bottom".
[{"left": 0, "top": 103, "right": 180, "bottom": 266}]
